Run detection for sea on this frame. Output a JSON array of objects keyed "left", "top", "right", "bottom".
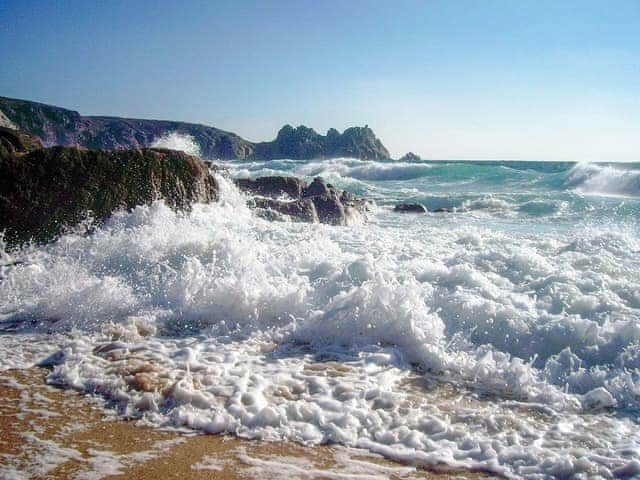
[{"left": 2, "top": 150, "right": 640, "bottom": 479}]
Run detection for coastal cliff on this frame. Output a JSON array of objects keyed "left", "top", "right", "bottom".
[{"left": 0, "top": 96, "right": 390, "bottom": 161}]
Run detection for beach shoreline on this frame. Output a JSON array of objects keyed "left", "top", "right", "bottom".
[{"left": 0, "top": 367, "right": 496, "bottom": 479}]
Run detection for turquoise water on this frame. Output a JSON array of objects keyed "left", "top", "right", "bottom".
[
  {"left": 226, "top": 158, "right": 640, "bottom": 231},
  {"left": 2, "top": 157, "right": 640, "bottom": 479}
]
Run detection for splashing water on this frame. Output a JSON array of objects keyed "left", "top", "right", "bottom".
[
  {"left": 151, "top": 131, "right": 203, "bottom": 158},
  {"left": 2, "top": 160, "right": 640, "bottom": 479}
]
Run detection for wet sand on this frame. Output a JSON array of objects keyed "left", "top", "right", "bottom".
[{"left": 0, "top": 368, "right": 498, "bottom": 479}]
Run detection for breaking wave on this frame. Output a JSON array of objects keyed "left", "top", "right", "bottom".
[
  {"left": 566, "top": 162, "right": 640, "bottom": 197},
  {"left": 151, "top": 131, "right": 203, "bottom": 158},
  {"left": 2, "top": 174, "right": 640, "bottom": 478}
]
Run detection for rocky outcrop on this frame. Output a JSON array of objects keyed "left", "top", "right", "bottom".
[
  {"left": 394, "top": 203, "right": 427, "bottom": 213},
  {"left": 236, "top": 176, "right": 369, "bottom": 225},
  {"left": 0, "top": 97, "right": 392, "bottom": 161},
  {"left": 0, "top": 109, "right": 17, "bottom": 129},
  {"left": 253, "top": 125, "right": 390, "bottom": 161},
  {"left": 0, "top": 127, "right": 43, "bottom": 156},
  {"left": 0, "top": 139, "right": 218, "bottom": 246},
  {"left": 252, "top": 197, "right": 319, "bottom": 223},
  {"left": 398, "top": 152, "right": 422, "bottom": 161},
  {"left": 235, "top": 176, "right": 306, "bottom": 199}
]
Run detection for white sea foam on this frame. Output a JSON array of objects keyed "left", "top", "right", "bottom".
[
  {"left": 566, "top": 162, "right": 640, "bottom": 197},
  {"left": 291, "top": 158, "right": 434, "bottom": 182},
  {"left": 1, "top": 175, "right": 640, "bottom": 478},
  {"left": 151, "top": 131, "right": 203, "bottom": 158}
]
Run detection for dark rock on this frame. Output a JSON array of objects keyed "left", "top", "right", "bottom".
[
  {"left": 0, "top": 145, "right": 218, "bottom": 246},
  {"left": 310, "top": 194, "right": 347, "bottom": 225},
  {"left": 252, "top": 197, "right": 318, "bottom": 223},
  {"left": 302, "top": 177, "right": 331, "bottom": 198},
  {"left": 235, "top": 176, "right": 306, "bottom": 199},
  {"left": 237, "top": 175, "right": 369, "bottom": 225},
  {"left": 398, "top": 152, "right": 422, "bottom": 161},
  {"left": 303, "top": 177, "right": 369, "bottom": 225},
  {"left": 394, "top": 203, "right": 427, "bottom": 213},
  {"left": 433, "top": 207, "right": 452, "bottom": 213},
  {"left": 252, "top": 124, "right": 390, "bottom": 161},
  {"left": 1, "top": 96, "right": 393, "bottom": 161}
]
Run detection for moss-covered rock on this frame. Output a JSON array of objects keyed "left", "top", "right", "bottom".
[{"left": 0, "top": 146, "right": 218, "bottom": 247}]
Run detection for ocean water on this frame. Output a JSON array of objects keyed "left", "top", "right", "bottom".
[{"left": 2, "top": 156, "right": 640, "bottom": 479}]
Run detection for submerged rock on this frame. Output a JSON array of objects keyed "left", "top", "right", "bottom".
[
  {"left": 394, "top": 203, "right": 427, "bottom": 213},
  {"left": 236, "top": 176, "right": 369, "bottom": 225},
  {"left": 0, "top": 144, "right": 218, "bottom": 246}
]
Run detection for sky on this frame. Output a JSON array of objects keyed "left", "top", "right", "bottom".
[{"left": 0, "top": 0, "right": 638, "bottom": 161}]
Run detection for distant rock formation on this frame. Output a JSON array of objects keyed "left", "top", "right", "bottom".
[
  {"left": 0, "top": 128, "right": 218, "bottom": 246},
  {"left": 253, "top": 125, "right": 390, "bottom": 161},
  {"left": 398, "top": 152, "right": 422, "bottom": 161},
  {"left": 394, "top": 203, "right": 427, "bottom": 213},
  {"left": 0, "top": 97, "right": 391, "bottom": 161},
  {"left": 236, "top": 176, "right": 369, "bottom": 225}
]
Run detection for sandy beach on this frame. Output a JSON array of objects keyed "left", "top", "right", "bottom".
[{"left": 0, "top": 368, "right": 497, "bottom": 479}]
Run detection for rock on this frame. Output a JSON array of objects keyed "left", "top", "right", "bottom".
[
  {"left": 0, "top": 109, "right": 17, "bottom": 129},
  {"left": 236, "top": 175, "right": 369, "bottom": 225},
  {"left": 0, "top": 127, "right": 43, "bottom": 156},
  {"left": 1, "top": 96, "right": 393, "bottom": 161},
  {"left": 302, "top": 177, "right": 368, "bottom": 225},
  {"left": 398, "top": 152, "right": 422, "bottom": 161},
  {"left": 432, "top": 207, "right": 452, "bottom": 213},
  {"left": 394, "top": 203, "right": 427, "bottom": 213},
  {"left": 235, "top": 176, "right": 306, "bottom": 199},
  {"left": 252, "top": 197, "right": 318, "bottom": 223},
  {"left": 302, "top": 177, "right": 331, "bottom": 198},
  {"left": 310, "top": 194, "right": 347, "bottom": 225},
  {"left": 253, "top": 124, "right": 390, "bottom": 161},
  {"left": 0, "top": 145, "right": 218, "bottom": 246}
]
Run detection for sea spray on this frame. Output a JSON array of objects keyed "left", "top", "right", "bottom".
[
  {"left": 566, "top": 162, "right": 640, "bottom": 197},
  {"left": 2, "top": 165, "right": 640, "bottom": 478},
  {"left": 151, "top": 131, "right": 203, "bottom": 158}
]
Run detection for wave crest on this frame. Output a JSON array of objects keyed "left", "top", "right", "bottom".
[
  {"left": 151, "top": 132, "right": 203, "bottom": 158},
  {"left": 565, "top": 163, "right": 640, "bottom": 197}
]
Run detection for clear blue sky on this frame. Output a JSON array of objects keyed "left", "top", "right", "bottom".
[{"left": 1, "top": 0, "right": 638, "bottom": 160}]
